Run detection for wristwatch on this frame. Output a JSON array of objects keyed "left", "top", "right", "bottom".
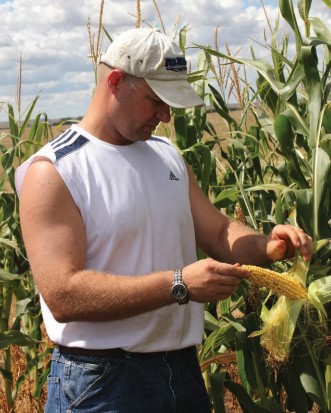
[{"left": 170, "top": 268, "right": 188, "bottom": 305}]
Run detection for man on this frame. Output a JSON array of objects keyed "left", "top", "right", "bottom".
[{"left": 15, "top": 28, "right": 312, "bottom": 413}]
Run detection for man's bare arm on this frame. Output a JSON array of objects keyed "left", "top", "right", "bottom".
[
  {"left": 19, "top": 160, "right": 248, "bottom": 322},
  {"left": 187, "top": 164, "right": 312, "bottom": 264}
]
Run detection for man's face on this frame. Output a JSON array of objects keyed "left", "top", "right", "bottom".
[{"left": 109, "top": 77, "right": 171, "bottom": 145}]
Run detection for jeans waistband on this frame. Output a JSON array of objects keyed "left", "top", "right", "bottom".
[{"left": 57, "top": 344, "right": 195, "bottom": 359}]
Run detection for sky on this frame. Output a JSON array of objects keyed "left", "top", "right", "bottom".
[{"left": 0, "top": 0, "right": 330, "bottom": 122}]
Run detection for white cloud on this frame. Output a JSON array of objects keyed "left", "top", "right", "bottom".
[{"left": 0, "top": 0, "right": 330, "bottom": 121}]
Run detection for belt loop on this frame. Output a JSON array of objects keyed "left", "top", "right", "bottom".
[
  {"left": 124, "top": 351, "right": 132, "bottom": 359},
  {"left": 53, "top": 346, "right": 61, "bottom": 361}
]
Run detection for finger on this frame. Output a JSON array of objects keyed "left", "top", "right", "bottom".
[
  {"left": 213, "top": 274, "right": 245, "bottom": 288},
  {"left": 269, "top": 225, "right": 313, "bottom": 261},
  {"left": 216, "top": 281, "right": 246, "bottom": 300},
  {"left": 214, "top": 263, "right": 249, "bottom": 279},
  {"left": 298, "top": 234, "right": 313, "bottom": 261},
  {"left": 283, "top": 226, "right": 313, "bottom": 261}
]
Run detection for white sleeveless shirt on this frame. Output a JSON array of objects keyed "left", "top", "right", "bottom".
[{"left": 15, "top": 125, "right": 204, "bottom": 351}]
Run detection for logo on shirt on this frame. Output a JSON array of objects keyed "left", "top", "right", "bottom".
[{"left": 169, "top": 171, "right": 179, "bottom": 181}]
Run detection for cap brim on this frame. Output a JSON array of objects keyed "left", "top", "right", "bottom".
[{"left": 146, "top": 79, "right": 205, "bottom": 109}]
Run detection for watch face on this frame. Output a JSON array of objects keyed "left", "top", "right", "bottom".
[{"left": 171, "top": 283, "right": 187, "bottom": 300}]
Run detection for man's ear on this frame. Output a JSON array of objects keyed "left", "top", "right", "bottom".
[{"left": 107, "top": 70, "right": 124, "bottom": 90}]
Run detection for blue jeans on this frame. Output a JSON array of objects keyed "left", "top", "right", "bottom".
[{"left": 45, "top": 346, "right": 211, "bottom": 413}]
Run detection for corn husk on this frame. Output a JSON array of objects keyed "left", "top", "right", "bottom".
[
  {"left": 308, "top": 275, "right": 331, "bottom": 323},
  {"left": 249, "top": 253, "right": 308, "bottom": 365}
]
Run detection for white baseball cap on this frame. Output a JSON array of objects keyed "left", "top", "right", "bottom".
[{"left": 99, "top": 28, "right": 205, "bottom": 109}]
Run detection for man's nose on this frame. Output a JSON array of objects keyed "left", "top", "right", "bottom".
[{"left": 156, "top": 102, "right": 171, "bottom": 123}]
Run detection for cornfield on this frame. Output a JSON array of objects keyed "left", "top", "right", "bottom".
[{"left": 1, "top": 0, "right": 331, "bottom": 412}]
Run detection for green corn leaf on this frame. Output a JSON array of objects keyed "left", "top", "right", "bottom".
[
  {"left": 18, "top": 95, "right": 39, "bottom": 139},
  {"left": 0, "top": 331, "right": 40, "bottom": 349},
  {"left": 208, "top": 84, "right": 238, "bottom": 129},
  {"left": 213, "top": 189, "right": 238, "bottom": 209},
  {"left": 32, "top": 356, "right": 51, "bottom": 398},
  {"left": 321, "top": 0, "right": 331, "bottom": 8},
  {"left": 279, "top": 59, "right": 305, "bottom": 102},
  {"left": 174, "top": 117, "right": 197, "bottom": 150},
  {"left": 308, "top": 275, "right": 331, "bottom": 321},
  {"left": 271, "top": 14, "right": 289, "bottom": 85},
  {"left": 199, "top": 323, "right": 237, "bottom": 361},
  {"left": 275, "top": 196, "right": 286, "bottom": 224},
  {"left": 247, "top": 183, "right": 291, "bottom": 193},
  {"left": 279, "top": 0, "right": 303, "bottom": 50},
  {"left": 201, "top": 46, "right": 284, "bottom": 94},
  {"left": 224, "top": 380, "right": 270, "bottom": 413},
  {"left": 222, "top": 315, "right": 246, "bottom": 333},
  {"left": 102, "top": 25, "right": 112, "bottom": 43},
  {"left": 235, "top": 334, "right": 249, "bottom": 390},
  {"left": 173, "top": 113, "right": 187, "bottom": 150},
  {"left": 244, "top": 58, "right": 284, "bottom": 94},
  {"left": 187, "top": 70, "right": 207, "bottom": 83},
  {"left": 299, "top": 357, "right": 329, "bottom": 413},
  {"left": 182, "top": 143, "right": 214, "bottom": 194},
  {"left": 7, "top": 104, "right": 19, "bottom": 137},
  {"left": 313, "top": 147, "right": 331, "bottom": 239},
  {"left": 309, "top": 17, "right": 331, "bottom": 46},
  {"left": 0, "top": 269, "right": 23, "bottom": 282},
  {"left": 194, "top": 48, "right": 210, "bottom": 89},
  {"left": 322, "top": 107, "right": 331, "bottom": 134},
  {"left": 298, "top": 0, "right": 312, "bottom": 22},
  {"left": 236, "top": 330, "right": 259, "bottom": 392},
  {"left": 274, "top": 114, "right": 309, "bottom": 188},
  {"left": 12, "top": 347, "right": 52, "bottom": 400},
  {"left": 27, "top": 113, "right": 49, "bottom": 150},
  {"left": 288, "top": 250, "right": 309, "bottom": 283},
  {"left": 324, "top": 351, "right": 331, "bottom": 413},
  {"left": 0, "top": 366, "right": 13, "bottom": 381},
  {"left": 282, "top": 158, "right": 308, "bottom": 190},
  {"left": 204, "top": 310, "right": 220, "bottom": 331},
  {"left": 296, "top": 188, "right": 313, "bottom": 235},
  {"left": 0, "top": 238, "right": 18, "bottom": 251},
  {"left": 209, "top": 372, "right": 227, "bottom": 413},
  {"left": 178, "top": 25, "right": 189, "bottom": 55},
  {"left": 298, "top": 0, "right": 312, "bottom": 37},
  {"left": 282, "top": 105, "right": 309, "bottom": 137},
  {"left": 301, "top": 45, "right": 322, "bottom": 150},
  {"left": 200, "top": 144, "right": 213, "bottom": 194},
  {"left": 243, "top": 313, "right": 272, "bottom": 390},
  {"left": 256, "top": 75, "right": 278, "bottom": 112},
  {"left": 281, "top": 366, "right": 314, "bottom": 413},
  {"left": 274, "top": 114, "right": 294, "bottom": 157}
]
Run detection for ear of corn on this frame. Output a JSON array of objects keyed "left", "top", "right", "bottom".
[{"left": 242, "top": 265, "right": 307, "bottom": 300}]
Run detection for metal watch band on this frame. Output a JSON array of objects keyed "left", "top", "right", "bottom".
[
  {"left": 174, "top": 268, "right": 182, "bottom": 284},
  {"left": 172, "top": 268, "right": 188, "bottom": 305}
]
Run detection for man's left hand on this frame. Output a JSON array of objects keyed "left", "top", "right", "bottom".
[{"left": 266, "top": 224, "right": 313, "bottom": 262}]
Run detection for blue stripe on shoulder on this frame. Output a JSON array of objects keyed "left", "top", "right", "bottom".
[
  {"left": 51, "top": 130, "right": 77, "bottom": 150},
  {"left": 51, "top": 128, "right": 75, "bottom": 147},
  {"left": 54, "top": 135, "right": 90, "bottom": 161}
]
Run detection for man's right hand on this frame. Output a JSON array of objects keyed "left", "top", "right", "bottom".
[{"left": 182, "top": 258, "right": 249, "bottom": 302}]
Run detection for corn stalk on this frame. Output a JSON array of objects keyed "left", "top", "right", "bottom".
[
  {"left": 0, "top": 93, "right": 53, "bottom": 410},
  {"left": 197, "top": 0, "right": 331, "bottom": 411}
]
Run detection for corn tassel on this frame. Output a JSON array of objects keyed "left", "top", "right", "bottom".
[{"left": 242, "top": 265, "right": 307, "bottom": 300}]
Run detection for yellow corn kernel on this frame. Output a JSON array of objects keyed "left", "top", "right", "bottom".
[{"left": 242, "top": 265, "right": 307, "bottom": 300}]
